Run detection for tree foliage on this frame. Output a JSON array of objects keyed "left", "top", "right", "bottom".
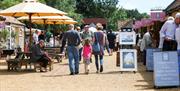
[
  {"left": 108, "top": 8, "right": 128, "bottom": 30},
  {"left": 0, "top": 0, "right": 21, "bottom": 9},
  {"left": 75, "top": 0, "right": 120, "bottom": 30},
  {"left": 75, "top": 0, "right": 149, "bottom": 30},
  {"left": 43, "top": 0, "right": 83, "bottom": 31},
  {"left": 76, "top": 0, "right": 118, "bottom": 18},
  {"left": 44, "top": 0, "right": 83, "bottom": 24},
  {"left": 126, "top": 9, "right": 149, "bottom": 20}
]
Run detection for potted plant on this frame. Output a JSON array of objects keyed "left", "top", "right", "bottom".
[{"left": 0, "top": 29, "right": 9, "bottom": 42}]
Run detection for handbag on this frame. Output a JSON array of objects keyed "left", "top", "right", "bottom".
[{"left": 92, "top": 33, "right": 100, "bottom": 53}]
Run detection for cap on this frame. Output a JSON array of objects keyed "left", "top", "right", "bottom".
[
  {"left": 39, "top": 40, "right": 44, "bottom": 44},
  {"left": 167, "top": 16, "right": 174, "bottom": 20},
  {"left": 84, "top": 25, "right": 89, "bottom": 28},
  {"left": 175, "top": 12, "right": 180, "bottom": 19},
  {"left": 76, "top": 26, "right": 81, "bottom": 30}
]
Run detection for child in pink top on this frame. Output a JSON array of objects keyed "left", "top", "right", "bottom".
[{"left": 82, "top": 39, "right": 92, "bottom": 74}]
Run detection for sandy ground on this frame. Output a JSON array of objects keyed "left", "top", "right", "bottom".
[{"left": 0, "top": 52, "right": 179, "bottom": 91}]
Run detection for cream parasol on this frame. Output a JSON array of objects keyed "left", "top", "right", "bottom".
[{"left": 0, "top": 0, "right": 67, "bottom": 44}]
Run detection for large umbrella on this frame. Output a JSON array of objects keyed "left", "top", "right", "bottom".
[
  {"left": 18, "top": 16, "right": 73, "bottom": 21},
  {"left": 0, "top": 0, "right": 67, "bottom": 44},
  {"left": 18, "top": 15, "right": 73, "bottom": 30},
  {"left": 32, "top": 19, "right": 77, "bottom": 25}
]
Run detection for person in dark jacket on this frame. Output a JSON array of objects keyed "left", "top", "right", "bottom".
[
  {"left": 38, "top": 31, "right": 45, "bottom": 41},
  {"left": 61, "top": 24, "right": 81, "bottom": 75},
  {"left": 107, "top": 29, "right": 116, "bottom": 55},
  {"left": 31, "top": 40, "right": 50, "bottom": 72}
]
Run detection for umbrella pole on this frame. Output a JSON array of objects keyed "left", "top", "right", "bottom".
[
  {"left": 43, "top": 19, "right": 45, "bottom": 31},
  {"left": 53, "top": 22, "right": 56, "bottom": 47},
  {"left": 29, "top": 13, "right": 33, "bottom": 45},
  {"left": 43, "top": 19, "right": 47, "bottom": 42}
]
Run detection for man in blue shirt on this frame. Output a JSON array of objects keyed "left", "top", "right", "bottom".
[{"left": 61, "top": 24, "right": 81, "bottom": 75}]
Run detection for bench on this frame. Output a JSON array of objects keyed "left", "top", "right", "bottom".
[
  {"left": 45, "top": 48, "right": 65, "bottom": 63},
  {"left": 6, "top": 52, "right": 53, "bottom": 72},
  {"left": 21, "top": 54, "right": 53, "bottom": 72},
  {"left": 27, "top": 58, "right": 53, "bottom": 72}
]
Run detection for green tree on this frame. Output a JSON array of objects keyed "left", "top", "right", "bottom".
[
  {"left": 75, "top": 0, "right": 96, "bottom": 17},
  {"left": 140, "top": 13, "right": 149, "bottom": 19},
  {"left": 126, "top": 9, "right": 149, "bottom": 20},
  {"left": 0, "top": 0, "right": 21, "bottom": 9},
  {"left": 76, "top": 0, "right": 118, "bottom": 18},
  {"left": 108, "top": 8, "right": 127, "bottom": 30},
  {"left": 52, "top": 0, "right": 83, "bottom": 23},
  {"left": 43, "top": 0, "right": 83, "bottom": 31},
  {"left": 76, "top": 0, "right": 123, "bottom": 30}
]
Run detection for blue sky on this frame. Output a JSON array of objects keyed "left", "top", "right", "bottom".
[{"left": 118, "top": 0, "right": 174, "bottom": 14}]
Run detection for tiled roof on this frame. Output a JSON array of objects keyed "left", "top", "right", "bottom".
[
  {"left": 164, "top": 0, "right": 180, "bottom": 14},
  {"left": 0, "top": 15, "right": 24, "bottom": 25},
  {"left": 117, "top": 19, "right": 132, "bottom": 29}
]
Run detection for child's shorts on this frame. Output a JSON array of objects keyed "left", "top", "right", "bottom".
[{"left": 83, "top": 58, "right": 91, "bottom": 65}]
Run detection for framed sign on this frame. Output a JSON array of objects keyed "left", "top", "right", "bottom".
[
  {"left": 153, "top": 51, "right": 180, "bottom": 87},
  {"left": 146, "top": 48, "right": 161, "bottom": 71},
  {"left": 120, "top": 49, "right": 137, "bottom": 71},
  {"left": 119, "top": 32, "right": 136, "bottom": 45}
]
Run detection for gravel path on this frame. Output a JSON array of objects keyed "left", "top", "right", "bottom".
[{"left": 0, "top": 52, "right": 179, "bottom": 91}]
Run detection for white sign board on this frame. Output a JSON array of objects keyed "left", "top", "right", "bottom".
[
  {"left": 120, "top": 49, "right": 137, "bottom": 71},
  {"left": 119, "top": 32, "right": 136, "bottom": 45}
]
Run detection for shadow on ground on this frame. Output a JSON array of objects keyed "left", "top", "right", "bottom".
[
  {"left": 0, "top": 69, "right": 36, "bottom": 75},
  {"left": 135, "top": 62, "right": 180, "bottom": 91}
]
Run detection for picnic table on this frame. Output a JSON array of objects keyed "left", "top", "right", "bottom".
[
  {"left": 2, "top": 49, "right": 14, "bottom": 59},
  {"left": 44, "top": 47, "right": 65, "bottom": 63}
]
